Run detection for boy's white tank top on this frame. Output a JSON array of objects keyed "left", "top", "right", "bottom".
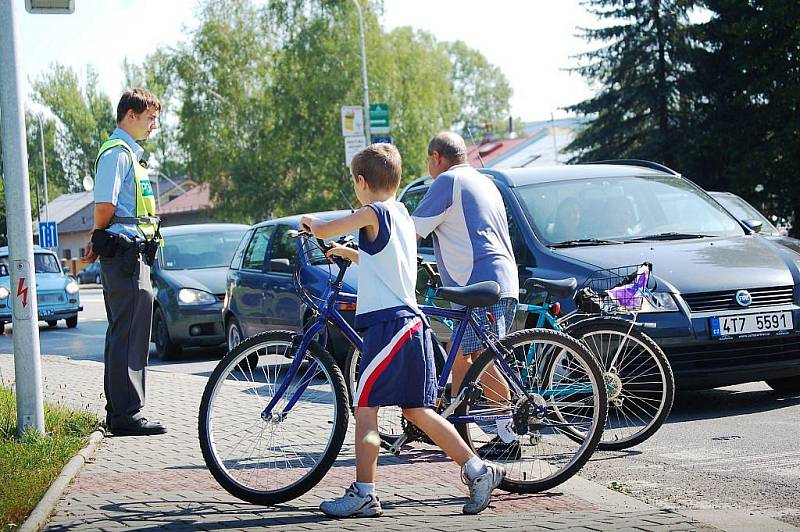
[{"left": 356, "top": 200, "right": 420, "bottom": 319}]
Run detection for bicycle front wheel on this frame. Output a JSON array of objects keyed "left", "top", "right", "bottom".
[
  {"left": 565, "top": 318, "right": 674, "bottom": 450},
  {"left": 199, "top": 330, "right": 349, "bottom": 505},
  {"left": 456, "top": 328, "right": 607, "bottom": 493}
]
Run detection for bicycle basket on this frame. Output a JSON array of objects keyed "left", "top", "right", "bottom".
[{"left": 576, "top": 263, "right": 656, "bottom": 313}]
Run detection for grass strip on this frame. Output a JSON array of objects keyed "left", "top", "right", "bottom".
[{"left": 0, "top": 385, "right": 99, "bottom": 530}]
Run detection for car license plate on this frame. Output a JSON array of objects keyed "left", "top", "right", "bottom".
[
  {"left": 38, "top": 308, "right": 55, "bottom": 318},
  {"left": 711, "top": 311, "right": 794, "bottom": 338}
]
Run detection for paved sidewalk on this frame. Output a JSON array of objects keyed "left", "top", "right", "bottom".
[{"left": 0, "top": 353, "right": 716, "bottom": 531}]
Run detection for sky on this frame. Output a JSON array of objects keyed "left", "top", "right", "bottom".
[{"left": 17, "top": 0, "right": 598, "bottom": 122}]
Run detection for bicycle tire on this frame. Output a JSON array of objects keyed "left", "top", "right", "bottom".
[
  {"left": 199, "top": 330, "right": 349, "bottom": 505},
  {"left": 344, "top": 334, "right": 446, "bottom": 444},
  {"left": 455, "top": 328, "right": 607, "bottom": 493},
  {"left": 564, "top": 317, "right": 674, "bottom": 450}
]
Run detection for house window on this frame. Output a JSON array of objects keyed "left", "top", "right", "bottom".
[{"left": 64, "top": 249, "right": 72, "bottom": 260}]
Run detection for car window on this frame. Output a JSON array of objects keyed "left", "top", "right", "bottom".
[
  {"left": 268, "top": 225, "right": 298, "bottom": 274},
  {"left": 34, "top": 253, "right": 62, "bottom": 273},
  {"left": 515, "top": 175, "right": 743, "bottom": 244},
  {"left": 229, "top": 229, "right": 254, "bottom": 270},
  {"left": 160, "top": 230, "right": 247, "bottom": 270},
  {"left": 712, "top": 194, "right": 779, "bottom": 235},
  {"left": 242, "top": 226, "right": 275, "bottom": 271},
  {"left": 400, "top": 186, "right": 434, "bottom": 250}
]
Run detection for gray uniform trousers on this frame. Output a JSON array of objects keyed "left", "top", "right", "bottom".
[{"left": 100, "top": 252, "right": 154, "bottom": 428}]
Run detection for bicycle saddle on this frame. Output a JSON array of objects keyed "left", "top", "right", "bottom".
[
  {"left": 524, "top": 277, "right": 578, "bottom": 298},
  {"left": 436, "top": 281, "right": 501, "bottom": 308}
]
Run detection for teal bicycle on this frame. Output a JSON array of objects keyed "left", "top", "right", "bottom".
[{"left": 417, "top": 261, "right": 675, "bottom": 451}]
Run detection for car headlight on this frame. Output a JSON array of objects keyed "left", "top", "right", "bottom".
[
  {"left": 65, "top": 281, "right": 80, "bottom": 294},
  {"left": 640, "top": 291, "right": 679, "bottom": 312},
  {"left": 178, "top": 288, "right": 216, "bottom": 306},
  {"left": 0, "top": 286, "right": 8, "bottom": 300}
]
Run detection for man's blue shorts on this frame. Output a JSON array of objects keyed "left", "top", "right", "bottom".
[
  {"left": 354, "top": 315, "right": 437, "bottom": 409},
  {"left": 455, "top": 297, "right": 517, "bottom": 355}
]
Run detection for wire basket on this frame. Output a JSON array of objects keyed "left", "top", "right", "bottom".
[{"left": 575, "top": 263, "right": 656, "bottom": 314}]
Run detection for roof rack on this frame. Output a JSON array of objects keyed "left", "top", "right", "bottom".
[{"left": 582, "top": 159, "right": 681, "bottom": 176}]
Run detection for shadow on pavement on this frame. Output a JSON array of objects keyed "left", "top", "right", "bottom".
[{"left": 666, "top": 386, "right": 800, "bottom": 423}]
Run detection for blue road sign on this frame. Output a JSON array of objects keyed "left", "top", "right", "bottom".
[
  {"left": 38, "top": 221, "right": 58, "bottom": 248},
  {"left": 372, "top": 135, "right": 393, "bottom": 144}
]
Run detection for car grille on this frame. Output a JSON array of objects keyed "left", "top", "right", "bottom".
[
  {"left": 682, "top": 286, "right": 794, "bottom": 312},
  {"left": 215, "top": 293, "right": 225, "bottom": 301},
  {"left": 38, "top": 292, "right": 66, "bottom": 305},
  {"left": 665, "top": 335, "right": 800, "bottom": 373}
]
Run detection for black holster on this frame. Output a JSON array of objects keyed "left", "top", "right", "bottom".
[
  {"left": 116, "top": 234, "right": 139, "bottom": 276},
  {"left": 91, "top": 230, "right": 120, "bottom": 258},
  {"left": 142, "top": 238, "right": 159, "bottom": 267}
]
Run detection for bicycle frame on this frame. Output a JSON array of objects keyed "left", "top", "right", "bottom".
[{"left": 262, "top": 251, "right": 534, "bottom": 424}]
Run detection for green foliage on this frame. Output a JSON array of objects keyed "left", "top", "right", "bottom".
[
  {"left": 565, "top": 0, "right": 695, "bottom": 167},
  {"left": 133, "top": 0, "right": 505, "bottom": 221},
  {"left": 684, "top": 0, "right": 800, "bottom": 232},
  {"left": 0, "top": 385, "right": 99, "bottom": 528},
  {"left": 447, "top": 40, "right": 513, "bottom": 131},
  {"left": 32, "top": 64, "right": 116, "bottom": 190}
]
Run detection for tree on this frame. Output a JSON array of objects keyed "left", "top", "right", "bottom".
[
  {"left": 565, "top": 0, "right": 695, "bottom": 167},
  {"left": 32, "top": 64, "right": 116, "bottom": 191},
  {"left": 447, "top": 40, "right": 513, "bottom": 133},
  {"left": 686, "top": 0, "right": 800, "bottom": 231}
]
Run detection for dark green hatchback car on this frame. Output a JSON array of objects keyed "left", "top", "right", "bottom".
[{"left": 150, "top": 223, "right": 249, "bottom": 360}]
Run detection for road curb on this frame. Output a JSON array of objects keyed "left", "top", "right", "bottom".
[{"left": 18, "top": 429, "right": 105, "bottom": 532}]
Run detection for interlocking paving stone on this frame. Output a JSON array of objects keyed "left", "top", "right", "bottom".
[{"left": 0, "top": 354, "right": 715, "bottom": 531}]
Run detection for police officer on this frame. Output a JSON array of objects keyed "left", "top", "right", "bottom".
[{"left": 82, "top": 88, "right": 165, "bottom": 436}]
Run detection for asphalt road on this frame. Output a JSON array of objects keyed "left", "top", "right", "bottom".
[
  {"left": 0, "top": 287, "right": 225, "bottom": 377},
  {"left": 2, "top": 287, "right": 799, "bottom": 526}
]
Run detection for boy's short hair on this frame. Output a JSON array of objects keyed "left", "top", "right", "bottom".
[
  {"left": 351, "top": 143, "right": 402, "bottom": 192},
  {"left": 117, "top": 88, "right": 161, "bottom": 124}
]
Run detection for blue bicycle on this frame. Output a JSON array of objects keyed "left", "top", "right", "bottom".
[
  {"left": 415, "top": 260, "right": 674, "bottom": 450},
  {"left": 199, "top": 232, "right": 608, "bottom": 505}
]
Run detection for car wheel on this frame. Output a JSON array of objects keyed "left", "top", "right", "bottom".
[
  {"left": 66, "top": 316, "right": 78, "bottom": 328},
  {"left": 153, "top": 306, "right": 181, "bottom": 361},
  {"left": 765, "top": 376, "right": 800, "bottom": 394},
  {"left": 0, "top": 321, "right": 5, "bottom": 334},
  {"left": 46, "top": 320, "right": 58, "bottom": 328},
  {"left": 227, "top": 317, "right": 244, "bottom": 351},
  {"left": 95, "top": 274, "right": 101, "bottom": 284}
]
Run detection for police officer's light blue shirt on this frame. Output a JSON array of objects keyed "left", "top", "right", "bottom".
[{"left": 94, "top": 127, "right": 143, "bottom": 239}]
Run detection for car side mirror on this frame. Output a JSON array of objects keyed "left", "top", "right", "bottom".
[
  {"left": 269, "top": 258, "right": 292, "bottom": 273},
  {"left": 743, "top": 219, "right": 763, "bottom": 233}
]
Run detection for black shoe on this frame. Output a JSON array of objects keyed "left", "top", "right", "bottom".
[
  {"left": 477, "top": 436, "right": 521, "bottom": 460},
  {"left": 109, "top": 418, "right": 167, "bottom": 436}
]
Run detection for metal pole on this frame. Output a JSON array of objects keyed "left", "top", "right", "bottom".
[
  {"left": 0, "top": 1, "right": 45, "bottom": 435},
  {"left": 37, "top": 115, "right": 49, "bottom": 221},
  {"left": 352, "top": 0, "right": 370, "bottom": 146}
]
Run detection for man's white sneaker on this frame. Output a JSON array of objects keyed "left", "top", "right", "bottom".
[
  {"left": 319, "top": 483, "right": 383, "bottom": 518},
  {"left": 462, "top": 461, "right": 505, "bottom": 515}
]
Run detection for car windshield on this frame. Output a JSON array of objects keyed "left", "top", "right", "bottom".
[
  {"left": 712, "top": 193, "right": 779, "bottom": 235},
  {"left": 515, "top": 175, "right": 743, "bottom": 245},
  {"left": 33, "top": 253, "right": 62, "bottom": 273},
  {"left": 160, "top": 230, "right": 247, "bottom": 270}
]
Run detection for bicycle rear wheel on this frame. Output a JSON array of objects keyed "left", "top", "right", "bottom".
[
  {"left": 199, "top": 330, "right": 349, "bottom": 505},
  {"left": 565, "top": 318, "right": 674, "bottom": 450},
  {"left": 455, "top": 328, "right": 607, "bottom": 493}
]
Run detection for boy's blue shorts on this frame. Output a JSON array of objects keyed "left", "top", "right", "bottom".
[{"left": 354, "top": 315, "right": 437, "bottom": 409}]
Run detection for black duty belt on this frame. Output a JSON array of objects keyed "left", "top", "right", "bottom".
[{"left": 111, "top": 215, "right": 161, "bottom": 225}]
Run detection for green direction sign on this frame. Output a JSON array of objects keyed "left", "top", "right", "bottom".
[{"left": 369, "top": 103, "right": 390, "bottom": 134}]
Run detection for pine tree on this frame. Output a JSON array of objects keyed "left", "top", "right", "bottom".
[{"left": 565, "top": 0, "right": 695, "bottom": 168}]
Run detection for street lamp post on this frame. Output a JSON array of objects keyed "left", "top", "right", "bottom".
[
  {"left": 352, "top": 0, "right": 370, "bottom": 146},
  {"left": 37, "top": 115, "right": 49, "bottom": 222},
  {"left": 0, "top": 0, "right": 45, "bottom": 435}
]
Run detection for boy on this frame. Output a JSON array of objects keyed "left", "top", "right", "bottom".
[{"left": 300, "top": 143, "right": 504, "bottom": 518}]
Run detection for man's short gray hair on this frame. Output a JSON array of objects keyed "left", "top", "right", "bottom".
[{"left": 428, "top": 132, "right": 467, "bottom": 164}]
